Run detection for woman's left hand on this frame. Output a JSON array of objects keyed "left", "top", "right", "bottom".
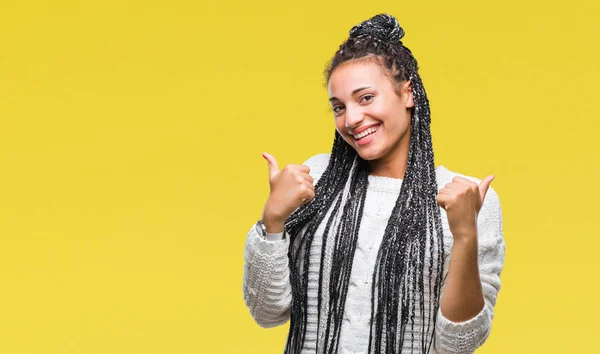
[{"left": 436, "top": 175, "right": 495, "bottom": 241}]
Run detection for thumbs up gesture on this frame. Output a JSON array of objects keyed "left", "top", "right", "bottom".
[
  {"left": 261, "top": 152, "right": 315, "bottom": 233},
  {"left": 435, "top": 175, "right": 495, "bottom": 240}
]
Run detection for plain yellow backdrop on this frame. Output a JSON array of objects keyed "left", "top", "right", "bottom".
[{"left": 0, "top": 0, "right": 598, "bottom": 353}]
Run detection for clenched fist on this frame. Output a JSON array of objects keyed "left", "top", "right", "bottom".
[
  {"left": 261, "top": 152, "right": 315, "bottom": 233},
  {"left": 436, "top": 175, "right": 495, "bottom": 240}
]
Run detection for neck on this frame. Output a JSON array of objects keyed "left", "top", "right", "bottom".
[{"left": 367, "top": 136, "right": 410, "bottom": 179}]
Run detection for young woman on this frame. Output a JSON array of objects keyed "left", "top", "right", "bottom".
[{"left": 243, "top": 13, "right": 505, "bottom": 354}]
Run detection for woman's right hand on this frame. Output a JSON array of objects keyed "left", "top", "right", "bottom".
[{"left": 261, "top": 152, "right": 315, "bottom": 233}]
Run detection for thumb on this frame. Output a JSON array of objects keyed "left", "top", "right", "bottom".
[
  {"left": 478, "top": 174, "right": 495, "bottom": 202},
  {"left": 262, "top": 152, "right": 280, "bottom": 180}
]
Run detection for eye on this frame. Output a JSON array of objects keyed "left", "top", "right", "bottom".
[
  {"left": 332, "top": 105, "right": 345, "bottom": 116},
  {"left": 360, "top": 94, "right": 374, "bottom": 103}
]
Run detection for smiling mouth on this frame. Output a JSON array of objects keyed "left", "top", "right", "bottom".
[{"left": 352, "top": 124, "right": 380, "bottom": 140}]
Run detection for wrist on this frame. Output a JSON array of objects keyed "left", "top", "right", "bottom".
[
  {"left": 262, "top": 202, "right": 287, "bottom": 230},
  {"left": 262, "top": 216, "right": 286, "bottom": 233},
  {"left": 450, "top": 224, "right": 477, "bottom": 242},
  {"left": 451, "top": 232, "right": 478, "bottom": 251},
  {"left": 453, "top": 235, "right": 477, "bottom": 246}
]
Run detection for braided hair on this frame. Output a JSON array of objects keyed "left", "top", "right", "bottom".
[{"left": 283, "top": 14, "right": 446, "bottom": 353}]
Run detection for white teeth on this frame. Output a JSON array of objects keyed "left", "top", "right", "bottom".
[{"left": 353, "top": 125, "right": 379, "bottom": 139}]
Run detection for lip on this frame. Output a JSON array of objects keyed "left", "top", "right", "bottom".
[
  {"left": 349, "top": 123, "right": 381, "bottom": 136},
  {"left": 353, "top": 125, "right": 379, "bottom": 146}
]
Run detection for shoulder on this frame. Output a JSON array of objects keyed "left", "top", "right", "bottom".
[{"left": 302, "top": 153, "right": 331, "bottom": 180}]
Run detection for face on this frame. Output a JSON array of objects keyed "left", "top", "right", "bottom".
[{"left": 328, "top": 59, "right": 414, "bottom": 164}]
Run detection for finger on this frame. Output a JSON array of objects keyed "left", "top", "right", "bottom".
[
  {"left": 437, "top": 188, "right": 454, "bottom": 195},
  {"left": 302, "top": 173, "right": 315, "bottom": 185},
  {"left": 303, "top": 188, "right": 316, "bottom": 204},
  {"left": 444, "top": 182, "right": 461, "bottom": 191},
  {"left": 293, "top": 164, "right": 311, "bottom": 174},
  {"left": 302, "top": 180, "right": 315, "bottom": 192},
  {"left": 478, "top": 175, "right": 495, "bottom": 201},
  {"left": 452, "top": 176, "right": 478, "bottom": 187},
  {"left": 262, "top": 152, "right": 280, "bottom": 180},
  {"left": 436, "top": 194, "right": 450, "bottom": 210}
]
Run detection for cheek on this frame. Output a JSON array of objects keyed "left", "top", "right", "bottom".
[
  {"left": 378, "top": 112, "right": 410, "bottom": 142},
  {"left": 387, "top": 119, "right": 410, "bottom": 140},
  {"left": 333, "top": 118, "right": 356, "bottom": 146},
  {"left": 400, "top": 112, "right": 412, "bottom": 131},
  {"left": 334, "top": 116, "right": 344, "bottom": 129},
  {"left": 386, "top": 106, "right": 411, "bottom": 129},
  {"left": 334, "top": 116, "right": 351, "bottom": 135}
]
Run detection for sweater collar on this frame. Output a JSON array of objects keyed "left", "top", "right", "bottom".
[{"left": 366, "top": 165, "right": 448, "bottom": 192}]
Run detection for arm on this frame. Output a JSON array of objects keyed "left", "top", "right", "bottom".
[
  {"left": 434, "top": 186, "right": 506, "bottom": 353},
  {"left": 242, "top": 225, "right": 292, "bottom": 328},
  {"left": 242, "top": 153, "right": 330, "bottom": 328}
]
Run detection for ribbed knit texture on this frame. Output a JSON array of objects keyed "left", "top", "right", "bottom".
[{"left": 243, "top": 154, "right": 505, "bottom": 353}]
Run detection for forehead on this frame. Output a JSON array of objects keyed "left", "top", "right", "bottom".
[{"left": 328, "top": 60, "right": 391, "bottom": 97}]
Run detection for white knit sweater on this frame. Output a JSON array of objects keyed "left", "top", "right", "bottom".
[{"left": 243, "top": 153, "right": 505, "bottom": 354}]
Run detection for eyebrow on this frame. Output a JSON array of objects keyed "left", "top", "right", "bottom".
[{"left": 329, "top": 86, "right": 372, "bottom": 102}]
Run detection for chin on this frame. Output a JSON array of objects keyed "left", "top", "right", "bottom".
[
  {"left": 342, "top": 136, "right": 382, "bottom": 161},
  {"left": 354, "top": 147, "right": 381, "bottom": 161}
]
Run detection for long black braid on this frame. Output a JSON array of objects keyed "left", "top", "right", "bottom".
[{"left": 283, "top": 14, "right": 446, "bottom": 353}]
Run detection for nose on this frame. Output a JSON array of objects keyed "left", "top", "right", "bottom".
[{"left": 344, "top": 106, "right": 365, "bottom": 130}]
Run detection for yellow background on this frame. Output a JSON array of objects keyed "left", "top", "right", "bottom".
[{"left": 0, "top": 0, "right": 598, "bottom": 353}]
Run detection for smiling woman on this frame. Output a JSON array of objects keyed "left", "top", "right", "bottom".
[
  {"left": 242, "top": 13, "right": 505, "bottom": 354},
  {"left": 328, "top": 60, "right": 413, "bottom": 176}
]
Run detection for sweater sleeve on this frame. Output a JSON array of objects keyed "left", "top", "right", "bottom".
[
  {"left": 242, "top": 153, "right": 330, "bottom": 328},
  {"left": 434, "top": 186, "right": 506, "bottom": 354},
  {"left": 243, "top": 225, "right": 293, "bottom": 328}
]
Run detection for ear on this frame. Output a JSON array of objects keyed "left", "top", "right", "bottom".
[{"left": 401, "top": 80, "right": 415, "bottom": 108}]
